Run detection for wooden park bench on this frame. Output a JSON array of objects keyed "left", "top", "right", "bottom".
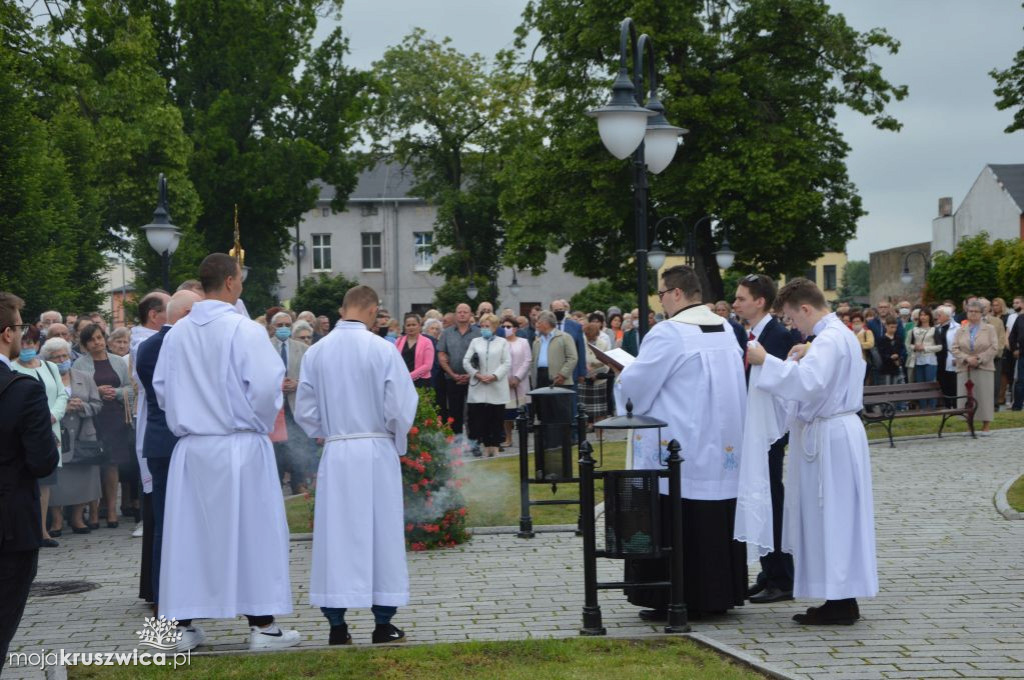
[{"left": 861, "top": 381, "right": 976, "bottom": 447}]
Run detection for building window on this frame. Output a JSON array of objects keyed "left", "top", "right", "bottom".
[
  {"left": 804, "top": 266, "right": 817, "bottom": 284},
  {"left": 311, "top": 234, "right": 331, "bottom": 271},
  {"left": 321, "top": 206, "right": 329, "bottom": 217},
  {"left": 361, "top": 232, "right": 382, "bottom": 270},
  {"left": 414, "top": 232, "right": 433, "bottom": 270},
  {"left": 361, "top": 203, "right": 379, "bottom": 217},
  {"left": 823, "top": 264, "right": 837, "bottom": 291}
]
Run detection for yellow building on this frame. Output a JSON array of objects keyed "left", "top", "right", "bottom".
[{"left": 648, "top": 251, "right": 848, "bottom": 312}]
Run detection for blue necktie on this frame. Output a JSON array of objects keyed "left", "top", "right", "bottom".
[{"left": 280, "top": 340, "right": 287, "bottom": 367}]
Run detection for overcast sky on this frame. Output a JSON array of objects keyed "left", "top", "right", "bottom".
[{"left": 325, "top": 0, "right": 1024, "bottom": 261}]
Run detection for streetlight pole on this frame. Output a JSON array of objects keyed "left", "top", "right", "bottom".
[
  {"left": 141, "top": 174, "right": 181, "bottom": 292},
  {"left": 901, "top": 249, "right": 947, "bottom": 286},
  {"left": 588, "top": 18, "right": 686, "bottom": 342}
]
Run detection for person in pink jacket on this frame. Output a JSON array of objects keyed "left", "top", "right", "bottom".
[{"left": 396, "top": 314, "right": 435, "bottom": 388}]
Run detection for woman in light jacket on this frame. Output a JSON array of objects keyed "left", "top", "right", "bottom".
[
  {"left": 395, "top": 313, "right": 435, "bottom": 388},
  {"left": 12, "top": 326, "right": 67, "bottom": 547},
  {"left": 909, "top": 307, "right": 941, "bottom": 407},
  {"left": 72, "top": 323, "right": 134, "bottom": 527},
  {"left": 463, "top": 313, "right": 511, "bottom": 457},
  {"left": 501, "top": 316, "right": 532, "bottom": 448},
  {"left": 42, "top": 337, "right": 102, "bottom": 535},
  {"left": 951, "top": 300, "right": 998, "bottom": 434}
]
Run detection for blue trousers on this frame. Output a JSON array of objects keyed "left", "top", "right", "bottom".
[
  {"left": 148, "top": 456, "right": 171, "bottom": 604},
  {"left": 321, "top": 605, "right": 397, "bottom": 626},
  {"left": 914, "top": 364, "right": 938, "bottom": 408}
]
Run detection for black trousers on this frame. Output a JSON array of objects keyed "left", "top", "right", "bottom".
[
  {"left": 938, "top": 367, "right": 957, "bottom": 408},
  {"left": 0, "top": 549, "right": 38, "bottom": 672},
  {"left": 756, "top": 438, "right": 794, "bottom": 591},
  {"left": 445, "top": 379, "right": 469, "bottom": 435},
  {"left": 467, "top": 402, "right": 505, "bottom": 446},
  {"left": 149, "top": 456, "right": 171, "bottom": 606},
  {"left": 139, "top": 493, "right": 153, "bottom": 603}
]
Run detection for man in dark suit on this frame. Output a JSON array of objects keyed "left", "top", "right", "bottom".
[
  {"left": 0, "top": 292, "right": 60, "bottom": 671},
  {"left": 934, "top": 305, "right": 957, "bottom": 408},
  {"left": 550, "top": 300, "right": 586, "bottom": 435},
  {"left": 135, "top": 290, "right": 201, "bottom": 621},
  {"left": 732, "top": 275, "right": 795, "bottom": 604}
]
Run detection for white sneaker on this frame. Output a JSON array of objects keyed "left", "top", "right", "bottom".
[
  {"left": 176, "top": 625, "right": 206, "bottom": 652},
  {"left": 132, "top": 524, "right": 144, "bottom": 538},
  {"left": 249, "top": 623, "right": 301, "bottom": 650}
]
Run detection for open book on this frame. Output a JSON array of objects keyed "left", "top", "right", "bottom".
[{"left": 588, "top": 344, "right": 636, "bottom": 372}]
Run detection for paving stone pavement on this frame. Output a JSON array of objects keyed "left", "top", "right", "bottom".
[{"left": 5, "top": 429, "right": 1024, "bottom": 679}]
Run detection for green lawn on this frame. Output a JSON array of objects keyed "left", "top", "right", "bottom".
[
  {"left": 66, "top": 637, "right": 764, "bottom": 680},
  {"left": 863, "top": 408, "right": 1024, "bottom": 440},
  {"left": 1007, "top": 475, "right": 1024, "bottom": 512}
]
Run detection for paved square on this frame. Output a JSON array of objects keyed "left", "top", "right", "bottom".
[{"left": 6, "top": 430, "right": 1024, "bottom": 679}]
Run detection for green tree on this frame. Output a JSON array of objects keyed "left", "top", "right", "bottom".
[
  {"left": 500, "top": 0, "right": 907, "bottom": 300},
  {"left": 569, "top": 281, "right": 636, "bottom": 314},
  {"left": 996, "top": 239, "right": 1024, "bottom": 298},
  {"left": 289, "top": 272, "right": 359, "bottom": 325},
  {"left": 926, "top": 234, "right": 1004, "bottom": 303},
  {"left": 840, "top": 260, "right": 870, "bottom": 299},
  {"left": 156, "top": 0, "right": 365, "bottom": 312},
  {"left": 991, "top": 9, "right": 1024, "bottom": 134},
  {"left": 365, "top": 30, "right": 530, "bottom": 283},
  {"left": 0, "top": 6, "right": 85, "bottom": 318},
  {"left": 431, "top": 275, "right": 497, "bottom": 313}
]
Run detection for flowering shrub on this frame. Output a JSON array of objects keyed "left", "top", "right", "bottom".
[{"left": 401, "top": 388, "right": 470, "bottom": 550}]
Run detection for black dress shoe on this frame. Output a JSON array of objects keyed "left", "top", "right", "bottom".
[
  {"left": 88, "top": 522, "right": 100, "bottom": 531},
  {"left": 328, "top": 624, "right": 352, "bottom": 645},
  {"left": 107, "top": 521, "right": 119, "bottom": 529},
  {"left": 637, "top": 609, "right": 667, "bottom": 622},
  {"left": 371, "top": 623, "right": 405, "bottom": 644},
  {"left": 746, "top": 582, "right": 766, "bottom": 598},
  {"left": 49, "top": 529, "right": 62, "bottom": 538},
  {"left": 749, "top": 587, "right": 794, "bottom": 604},
  {"left": 72, "top": 526, "right": 91, "bottom": 535},
  {"left": 792, "top": 600, "right": 859, "bottom": 625},
  {"left": 41, "top": 538, "right": 59, "bottom": 548}
]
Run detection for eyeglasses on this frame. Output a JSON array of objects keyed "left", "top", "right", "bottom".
[
  {"left": 656, "top": 287, "right": 679, "bottom": 301},
  {"left": 3, "top": 324, "right": 31, "bottom": 334}
]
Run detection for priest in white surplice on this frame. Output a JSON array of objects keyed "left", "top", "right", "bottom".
[
  {"left": 615, "top": 265, "right": 748, "bottom": 620},
  {"left": 153, "top": 253, "right": 301, "bottom": 651},
  {"left": 295, "top": 285, "right": 418, "bottom": 645},
  {"left": 747, "top": 277, "right": 877, "bottom": 625}
]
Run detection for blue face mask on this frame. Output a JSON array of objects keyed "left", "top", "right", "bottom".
[
  {"left": 275, "top": 327, "right": 292, "bottom": 341},
  {"left": 386, "top": 331, "right": 399, "bottom": 339},
  {"left": 57, "top": 360, "right": 72, "bottom": 374},
  {"left": 19, "top": 349, "right": 37, "bottom": 363},
  {"left": 480, "top": 329, "right": 493, "bottom": 340}
]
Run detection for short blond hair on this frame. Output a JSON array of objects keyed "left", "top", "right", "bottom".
[{"left": 478, "top": 313, "right": 499, "bottom": 328}]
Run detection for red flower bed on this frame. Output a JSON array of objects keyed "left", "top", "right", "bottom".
[{"left": 401, "top": 388, "right": 469, "bottom": 550}]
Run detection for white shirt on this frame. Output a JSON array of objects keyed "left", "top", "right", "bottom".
[{"left": 0, "top": 354, "right": 10, "bottom": 369}]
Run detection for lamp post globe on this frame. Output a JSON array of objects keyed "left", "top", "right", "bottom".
[
  {"left": 466, "top": 281, "right": 479, "bottom": 300},
  {"left": 141, "top": 173, "right": 180, "bottom": 291},
  {"left": 586, "top": 69, "right": 654, "bottom": 160},
  {"left": 509, "top": 270, "right": 521, "bottom": 297},
  {"left": 900, "top": 269, "right": 913, "bottom": 285},
  {"left": 642, "top": 95, "right": 686, "bottom": 174},
  {"left": 647, "top": 240, "right": 667, "bottom": 270},
  {"left": 714, "top": 238, "right": 736, "bottom": 270}
]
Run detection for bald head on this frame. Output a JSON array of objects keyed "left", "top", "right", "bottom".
[
  {"left": 176, "top": 279, "right": 203, "bottom": 295},
  {"left": 167, "top": 290, "right": 201, "bottom": 325}
]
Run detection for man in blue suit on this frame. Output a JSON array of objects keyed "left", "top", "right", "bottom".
[
  {"left": 733, "top": 274, "right": 796, "bottom": 604},
  {"left": 550, "top": 300, "right": 586, "bottom": 435},
  {"left": 135, "top": 290, "right": 201, "bottom": 628}
]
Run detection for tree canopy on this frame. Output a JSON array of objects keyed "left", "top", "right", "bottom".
[{"left": 500, "top": 0, "right": 907, "bottom": 300}]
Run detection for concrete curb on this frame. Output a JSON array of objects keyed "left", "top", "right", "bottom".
[
  {"left": 867, "top": 425, "right": 1024, "bottom": 447},
  {"left": 995, "top": 476, "right": 1024, "bottom": 520},
  {"left": 687, "top": 631, "right": 801, "bottom": 680}
]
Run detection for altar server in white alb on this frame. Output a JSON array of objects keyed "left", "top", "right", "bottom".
[
  {"left": 153, "top": 253, "right": 300, "bottom": 650},
  {"left": 747, "top": 277, "right": 877, "bottom": 625},
  {"left": 295, "top": 285, "right": 418, "bottom": 646},
  {"left": 615, "top": 265, "right": 748, "bottom": 620}
]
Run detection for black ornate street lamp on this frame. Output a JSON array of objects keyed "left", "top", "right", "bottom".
[
  {"left": 141, "top": 174, "right": 181, "bottom": 291},
  {"left": 900, "top": 249, "right": 948, "bottom": 286},
  {"left": 680, "top": 215, "right": 735, "bottom": 271},
  {"left": 588, "top": 18, "right": 687, "bottom": 341}
]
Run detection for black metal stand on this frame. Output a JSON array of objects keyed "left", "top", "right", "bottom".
[
  {"left": 578, "top": 437, "right": 689, "bottom": 635},
  {"left": 664, "top": 440, "right": 689, "bottom": 633},
  {"left": 516, "top": 388, "right": 582, "bottom": 539},
  {"left": 516, "top": 407, "right": 534, "bottom": 538},
  {"left": 578, "top": 440, "right": 605, "bottom": 635}
]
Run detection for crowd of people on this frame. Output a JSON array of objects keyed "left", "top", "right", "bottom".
[{"left": 4, "top": 255, "right": 1024, "bottom": 662}]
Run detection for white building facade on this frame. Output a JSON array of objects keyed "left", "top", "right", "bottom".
[
  {"left": 277, "top": 164, "right": 594, "bottom": 316},
  {"left": 932, "top": 164, "right": 1024, "bottom": 254}
]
